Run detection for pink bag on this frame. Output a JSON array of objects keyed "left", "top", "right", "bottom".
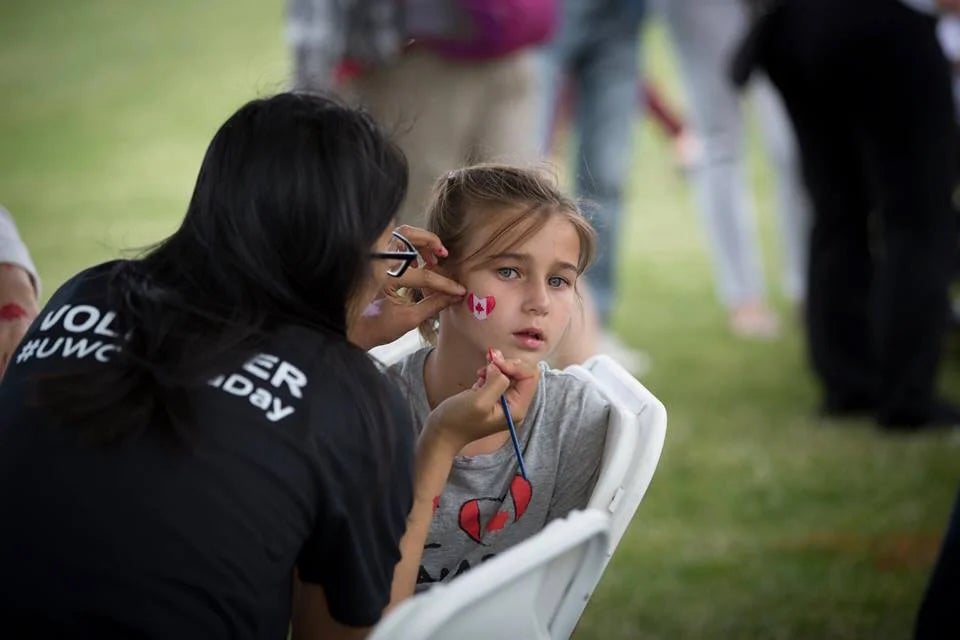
[{"left": 410, "top": 0, "right": 557, "bottom": 60}]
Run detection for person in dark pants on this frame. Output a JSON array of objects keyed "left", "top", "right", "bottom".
[
  {"left": 755, "top": 0, "right": 960, "bottom": 428},
  {"left": 915, "top": 484, "right": 960, "bottom": 638}
]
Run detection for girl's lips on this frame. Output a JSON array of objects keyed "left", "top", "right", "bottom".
[{"left": 512, "top": 330, "right": 545, "bottom": 350}]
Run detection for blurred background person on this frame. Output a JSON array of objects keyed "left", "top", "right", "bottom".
[
  {"left": 935, "top": 13, "right": 960, "bottom": 330},
  {"left": 549, "top": 78, "right": 702, "bottom": 180},
  {"left": 0, "top": 205, "right": 39, "bottom": 380},
  {"left": 753, "top": 0, "right": 960, "bottom": 428},
  {"left": 287, "top": 0, "right": 555, "bottom": 227},
  {"left": 537, "top": 0, "right": 649, "bottom": 371},
  {"left": 657, "top": 0, "right": 810, "bottom": 339},
  {"left": 640, "top": 80, "right": 703, "bottom": 174}
]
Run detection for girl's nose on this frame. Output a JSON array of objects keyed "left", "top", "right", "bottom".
[{"left": 522, "top": 280, "right": 550, "bottom": 315}]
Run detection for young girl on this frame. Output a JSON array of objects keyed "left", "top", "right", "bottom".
[{"left": 387, "top": 164, "right": 611, "bottom": 592}]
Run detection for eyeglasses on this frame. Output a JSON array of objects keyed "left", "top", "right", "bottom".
[{"left": 370, "top": 231, "right": 419, "bottom": 278}]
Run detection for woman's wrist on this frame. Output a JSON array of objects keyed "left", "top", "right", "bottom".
[
  {"left": 407, "top": 424, "right": 457, "bottom": 509},
  {"left": 418, "top": 413, "right": 464, "bottom": 462}
]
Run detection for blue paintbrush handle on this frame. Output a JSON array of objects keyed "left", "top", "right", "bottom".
[{"left": 500, "top": 394, "right": 528, "bottom": 480}]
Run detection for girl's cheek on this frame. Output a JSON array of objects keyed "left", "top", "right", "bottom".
[{"left": 553, "top": 291, "right": 578, "bottom": 315}]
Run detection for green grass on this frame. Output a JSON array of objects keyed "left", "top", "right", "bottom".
[{"left": 3, "top": 3, "right": 958, "bottom": 638}]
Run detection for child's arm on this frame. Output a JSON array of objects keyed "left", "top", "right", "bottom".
[
  {"left": 642, "top": 81, "right": 686, "bottom": 139},
  {"left": 386, "top": 354, "right": 539, "bottom": 608}
]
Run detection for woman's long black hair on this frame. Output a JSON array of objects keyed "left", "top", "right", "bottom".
[{"left": 41, "top": 93, "right": 409, "bottom": 444}]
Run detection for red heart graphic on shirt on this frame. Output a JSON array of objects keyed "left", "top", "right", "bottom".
[{"left": 457, "top": 475, "right": 533, "bottom": 543}]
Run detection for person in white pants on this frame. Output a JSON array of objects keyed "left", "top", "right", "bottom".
[{"left": 656, "top": 0, "right": 811, "bottom": 338}]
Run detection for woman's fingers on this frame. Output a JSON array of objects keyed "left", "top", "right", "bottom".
[
  {"left": 473, "top": 363, "right": 511, "bottom": 406},
  {"left": 403, "top": 292, "right": 463, "bottom": 326},
  {"left": 471, "top": 364, "right": 489, "bottom": 391},
  {"left": 429, "top": 364, "right": 513, "bottom": 449},
  {"left": 394, "top": 225, "right": 448, "bottom": 266},
  {"left": 349, "top": 291, "right": 464, "bottom": 350},
  {"left": 488, "top": 349, "right": 538, "bottom": 381},
  {"left": 395, "top": 265, "right": 465, "bottom": 298},
  {"left": 483, "top": 348, "right": 540, "bottom": 424}
]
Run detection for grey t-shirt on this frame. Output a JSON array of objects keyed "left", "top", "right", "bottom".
[{"left": 387, "top": 347, "right": 610, "bottom": 587}]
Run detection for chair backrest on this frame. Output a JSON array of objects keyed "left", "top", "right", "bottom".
[
  {"left": 368, "top": 510, "right": 611, "bottom": 640},
  {"left": 368, "top": 328, "right": 427, "bottom": 367},
  {"left": 559, "top": 354, "right": 667, "bottom": 628}
]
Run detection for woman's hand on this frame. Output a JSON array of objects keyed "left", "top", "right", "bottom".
[
  {"left": 425, "top": 351, "right": 540, "bottom": 456},
  {"left": 0, "top": 264, "right": 39, "bottom": 380},
  {"left": 476, "top": 348, "right": 539, "bottom": 425},
  {"left": 348, "top": 226, "right": 465, "bottom": 350},
  {"left": 392, "top": 225, "right": 448, "bottom": 268}
]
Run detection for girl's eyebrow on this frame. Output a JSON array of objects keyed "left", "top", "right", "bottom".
[
  {"left": 489, "top": 252, "right": 578, "bottom": 273},
  {"left": 488, "top": 252, "right": 529, "bottom": 263}
]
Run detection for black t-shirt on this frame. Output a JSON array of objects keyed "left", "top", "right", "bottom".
[{"left": 0, "top": 261, "right": 414, "bottom": 639}]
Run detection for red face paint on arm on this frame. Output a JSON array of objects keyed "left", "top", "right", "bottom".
[{"left": 0, "top": 303, "right": 28, "bottom": 321}]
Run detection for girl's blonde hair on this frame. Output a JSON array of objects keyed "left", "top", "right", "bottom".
[{"left": 419, "top": 163, "right": 597, "bottom": 343}]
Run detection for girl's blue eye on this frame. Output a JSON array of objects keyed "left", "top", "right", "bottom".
[
  {"left": 497, "top": 267, "right": 520, "bottom": 279},
  {"left": 548, "top": 276, "right": 570, "bottom": 289}
]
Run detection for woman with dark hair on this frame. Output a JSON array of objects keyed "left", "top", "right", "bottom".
[{"left": 0, "top": 93, "right": 536, "bottom": 639}]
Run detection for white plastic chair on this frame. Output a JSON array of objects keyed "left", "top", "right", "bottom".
[
  {"left": 368, "top": 509, "right": 611, "bottom": 640},
  {"left": 563, "top": 354, "right": 668, "bottom": 624},
  {"left": 368, "top": 329, "right": 427, "bottom": 367}
]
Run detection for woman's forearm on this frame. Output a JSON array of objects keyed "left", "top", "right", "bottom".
[{"left": 386, "top": 423, "right": 460, "bottom": 610}]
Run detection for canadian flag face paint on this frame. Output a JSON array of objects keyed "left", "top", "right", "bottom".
[{"left": 466, "top": 292, "right": 496, "bottom": 320}]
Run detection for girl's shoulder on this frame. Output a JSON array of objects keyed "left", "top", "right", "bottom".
[
  {"left": 532, "top": 364, "right": 610, "bottom": 452},
  {"left": 383, "top": 345, "right": 432, "bottom": 379},
  {"left": 540, "top": 363, "right": 610, "bottom": 411},
  {"left": 541, "top": 362, "right": 600, "bottom": 391}
]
